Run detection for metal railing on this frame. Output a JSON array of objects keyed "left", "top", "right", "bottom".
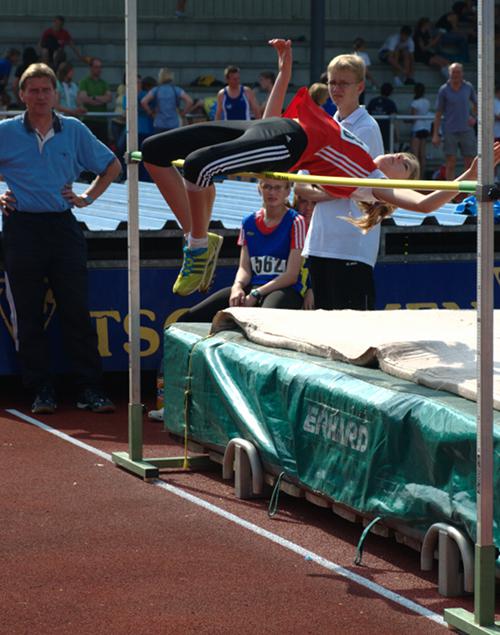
[
  {"left": 0, "top": 109, "right": 439, "bottom": 156},
  {"left": 370, "top": 113, "right": 436, "bottom": 153},
  {"left": 0, "top": 110, "right": 121, "bottom": 118}
]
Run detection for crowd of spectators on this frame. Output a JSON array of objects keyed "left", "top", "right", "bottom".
[
  {"left": 0, "top": 2, "right": 481, "bottom": 183},
  {"left": 364, "top": 0, "right": 479, "bottom": 178}
]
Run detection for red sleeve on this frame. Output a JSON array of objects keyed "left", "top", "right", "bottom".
[
  {"left": 282, "top": 87, "right": 309, "bottom": 120},
  {"left": 290, "top": 214, "right": 306, "bottom": 250}
]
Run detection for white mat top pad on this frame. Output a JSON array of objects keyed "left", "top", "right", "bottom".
[{"left": 212, "top": 308, "right": 499, "bottom": 409}]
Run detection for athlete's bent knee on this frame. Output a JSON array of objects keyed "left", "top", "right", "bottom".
[
  {"left": 142, "top": 134, "right": 172, "bottom": 167},
  {"left": 183, "top": 150, "right": 213, "bottom": 188}
]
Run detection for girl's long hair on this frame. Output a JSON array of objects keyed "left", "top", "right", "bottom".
[{"left": 351, "top": 153, "right": 420, "bottom": 232}]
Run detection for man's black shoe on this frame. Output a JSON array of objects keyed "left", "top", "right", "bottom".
[
  {"left": 76, "top": 388, "right": 115, "bottom": 413},
  {"left": 31, "top": 387, "right": 57, "bottom": 414}
]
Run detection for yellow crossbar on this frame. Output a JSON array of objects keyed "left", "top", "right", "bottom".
[{"left": 130, "top": 152, "right": 477, "bottom": 193}]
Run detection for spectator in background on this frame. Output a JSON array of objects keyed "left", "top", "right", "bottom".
[
  {"left": 115, "top": 76, "right": 140, "bottom": 175},
  {"left": 13, "top": 47, "right": 39, "bottom": 105},
  {"left": 137, "top": 76, "right": 157, "bottom": 145},
  {"left": 215, "top": 65, "right": 261, "bottom": 120},
  {"left": 367, "top": 82, "right": 398, "bottom": 152},
  {"left": 318, "top": 71, "right": 337, "bottom": 116},
  {"left": 308, "top": 82, "right": 329, "bottom": 107},
  {"left": 39, "top": 15, "right": 85, "bottom": 69},
  {"left": 253, "top": 70, "right": 276, "bottom": 116},
  {"left": 495, "top": 85, "right": 500, "bottom": 180},
  {"left": 352, "top": 37, "right": 377, "bottom": 103},
  {"left": 78, "top": 57, "right": 112, "bottom": 144},
  {"left": 141, "top": 67, "right": 193, "bottom": 133},
  {"left": 378, "top": 25, "right": 415, "bottom": 87},
  {"left": 0, "top": 92, "right": 10, "bottom": 111},
  {"left": 297, "top": 53, "right": 384, "bottom": 311},
  {"left": 120, "top": 75, "right": 157, "bottom": 181},
  {"left": 432, "top": 62, "right": 477, "bottom": 180},
  {"left": 111, "top": 73, "right": 126, "bottom": 151},
  {"left": 175, "top": 0, "right": 188, "bottom": 18},
  {"left": 55, "top": 62, "right": 86, "bottom": 117},
  {"left": 413, "top": 17, "right": 450, "bottom": 79},
  {"left": 179, "top": 178, "right": 306, "bottom": 322},
  {"left": 410, "top": 82, "right": 432, "bottom": 177},
  {"left": 456, "top": 0, "right": 477, "bottom": 24},
  {"left": 0, "top": 48, "right": 21, "bottom": 103},
  {"left": 293, "top": 192, "right": 315, "bottom": 230},
  {"left": 292, "top": 191, "right": 315, "bottom": 311},
  {"left": 435, "top": 2, "right": 471, "bottom": 63},
  {"left": 494, "top": 85, "right": 500, "bottom": 142},
  {"left": 496, "top": 5, "right": 500, "bottom": 88}
]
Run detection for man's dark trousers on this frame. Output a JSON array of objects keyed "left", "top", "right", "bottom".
[{"left": 2, "top": 210, "right": 102, "bottom": 391}]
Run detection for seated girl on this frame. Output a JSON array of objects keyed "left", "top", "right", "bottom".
[{"left": 179, "top": 177, "right": 306, "bottom": 322}]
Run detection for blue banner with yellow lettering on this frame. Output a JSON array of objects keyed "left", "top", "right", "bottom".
[{"left": 1, "top": 260, "right": 499, "bottom": 374}]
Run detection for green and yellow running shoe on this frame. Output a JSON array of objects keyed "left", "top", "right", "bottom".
[
  {"left": 173, "top": 245, "right": 209, "bottom": 296},
  {"left": 199, "top": 232, "right": 224, "bottom": 293}
]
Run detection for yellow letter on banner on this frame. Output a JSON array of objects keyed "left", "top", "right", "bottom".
[
  {"left": 123, "top": 310, "right": 160, "bottom": 357},
  {"left": 91, "top": 311, "right": 121, "bottom": 357}
]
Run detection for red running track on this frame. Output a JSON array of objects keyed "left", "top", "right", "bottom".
[{"left": 1, "top": 377, "right": 498, "bottom": 634}]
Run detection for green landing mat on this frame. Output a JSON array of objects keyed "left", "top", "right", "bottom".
[{"left": 163, "top": 323, "right": 500, "bottom": 545}]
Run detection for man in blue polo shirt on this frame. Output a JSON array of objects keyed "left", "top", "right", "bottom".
[
  {"left": 0, "top": 63, "right": 121, "bottom": 414},
  {"left": 432, "top": 62, "right": 477, "bottom": 181}
]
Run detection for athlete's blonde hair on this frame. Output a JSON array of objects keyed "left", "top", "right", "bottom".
[
  {"left": 352, "top": 153, "right": 421, "bottom": 232},
  {"left": 327, "top": 54, "right": 365, "bottom": 82}
]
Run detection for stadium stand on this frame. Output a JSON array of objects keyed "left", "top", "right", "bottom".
[{"left": 0, "top": 0, "right": 477, "bottom": 174}]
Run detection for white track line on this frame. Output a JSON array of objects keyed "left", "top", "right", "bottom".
[{"left": 6, "top": 409, "right": 445, "bottom": 627}]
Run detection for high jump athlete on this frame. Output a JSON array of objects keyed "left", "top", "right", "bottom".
[{"left": 142, "top": 39, "right": 500, "bottom": 296}]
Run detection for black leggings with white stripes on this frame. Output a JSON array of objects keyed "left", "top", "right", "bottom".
[{"left": 141, "top": 117, "right": 307, "bottom": 188}]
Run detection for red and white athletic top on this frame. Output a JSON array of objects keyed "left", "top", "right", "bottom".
[{"left": 283, "top": 87, "right": 385, "bottom": 198}]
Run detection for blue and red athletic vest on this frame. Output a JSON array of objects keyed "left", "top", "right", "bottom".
[
  {"left": 242, "top": 209, "right": 303, "bottom": 293},
  {"left": 221, "top": 86, "right": 251, "bottom": 120}
]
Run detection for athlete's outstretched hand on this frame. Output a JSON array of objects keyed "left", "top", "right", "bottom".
[
  {"left": 268, "top": 39, "right": 292, "bottom": 76},
  {"left": 464, "top": 141, "right": 500, "bottom": 180}
]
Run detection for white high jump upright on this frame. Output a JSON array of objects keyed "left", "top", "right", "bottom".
[
  {"left": 445, "top": 0, "right": 499, "bottom": 632},
  {"left": 112, "top": 0, "right": 212, "bottom": 479},
  {"left": 112, "top": 0, "right": 158, "bottom": 477}
]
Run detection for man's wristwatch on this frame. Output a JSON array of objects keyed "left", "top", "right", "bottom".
[
  {"left": 250, "top": 288, "right": 263, "bottom": 300},
  {"left": 83, "top": 194, "right": 95, "bottom": 206}
]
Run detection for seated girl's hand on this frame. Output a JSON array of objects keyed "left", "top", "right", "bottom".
[
  {"left": 229, "top": 285, "right": 246, "bottom": 306},
  {"left": 244, "top": 293, "right": 259, "bottom": 307},
  {"left": 302, "top": 288, "right": 315, "bottom": 310}
]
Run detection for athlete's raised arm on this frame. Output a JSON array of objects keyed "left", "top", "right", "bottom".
[{"left": 263, "top": 39, "right": 292, "bottom": 118}]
